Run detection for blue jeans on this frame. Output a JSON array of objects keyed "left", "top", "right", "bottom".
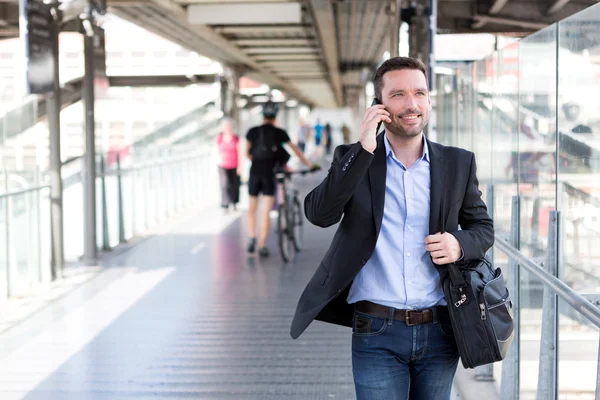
[{"left": 352, "top": 307, "right": 459, "bottom": 400}]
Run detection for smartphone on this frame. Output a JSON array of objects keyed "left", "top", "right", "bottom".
[{"left": 371, "top": 98, "right": 383, "bottom": 135}]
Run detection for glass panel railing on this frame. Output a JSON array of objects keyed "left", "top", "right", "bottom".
[
  {"left": 433, "top": 3, "right": 600, "bottom": 397},
  {"left": 557, "top": 4, "right": 600, "bottom": 296},
  {"left": 558, "top": 297, "right": 599, "bottom": 400},
  {"left": 518, "top": 26, "right": 558, "bottom": 262},
  {"left": 0, "top": 173, "right": 51, "bottom": 301}
]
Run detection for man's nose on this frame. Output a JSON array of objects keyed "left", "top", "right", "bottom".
[{"left": 401, "top": 94, "right": 418, "bottom": 110}]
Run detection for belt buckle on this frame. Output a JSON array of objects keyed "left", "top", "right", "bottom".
[{"left": 405, "top": 311, "right": 417, "bottom": 326}]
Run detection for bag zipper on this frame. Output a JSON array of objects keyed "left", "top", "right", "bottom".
[{"left": 479, "top": 303, "right": 487, "bottom": 320}]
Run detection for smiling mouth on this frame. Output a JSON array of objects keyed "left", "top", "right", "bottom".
[{"left": 400, "top": 114, "right": 421, "bottom": 122}]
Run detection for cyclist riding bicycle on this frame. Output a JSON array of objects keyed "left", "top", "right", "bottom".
[{"left": 245, "top": 100, "right": 317, "bottom": 257}]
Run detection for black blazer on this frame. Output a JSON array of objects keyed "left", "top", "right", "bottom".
[{"left": 290, "top": 134, "right": 494, "bottom": 339}]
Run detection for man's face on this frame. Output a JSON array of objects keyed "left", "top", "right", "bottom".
[{"left": 380, "top": 69, "right": 431, "bottom": 139}]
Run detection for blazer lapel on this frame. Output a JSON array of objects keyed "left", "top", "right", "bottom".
[
  {"left": 369, "top": 133, "right": 387, "bottom": 236},
  {"left": 428, "top": 140, "right": 447, "bottom": 234}
]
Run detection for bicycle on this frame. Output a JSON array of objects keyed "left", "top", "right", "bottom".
[{"left": 274, "top": 166, "right": 320, "bottom": 263}]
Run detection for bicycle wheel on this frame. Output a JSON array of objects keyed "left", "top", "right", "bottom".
[
  {"left": 278, "top": 203, "right": 293, "bottom": 262},
  {"left": 292, "top": 196, "right": 303, "bottom": 251}
]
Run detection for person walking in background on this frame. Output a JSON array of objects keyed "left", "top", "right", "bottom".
[
  {"left": 246, "top": 101, "right": 315, "bottom": 257},
  {"left": 215, "top": 118, "right": 240, "bottom": 212},
  {"left": 297, "top": 119, "right": 310, "bottom": 152},
  {"left": 324, "top": 122, "right": 333, "bottom": 155},
  {"left": 313, "top": 119, "right": 323, "bottom": 147},
  {"left": 341, "top": 123, "right": 351, "bottom": 144}
]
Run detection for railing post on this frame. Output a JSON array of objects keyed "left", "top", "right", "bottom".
[
  {"left": 3, "top": 170, "right": 10, "bottom": 300},
  {"left": 116, "top": 154, "right": 125, "bottom": 243},
  {"left": 581, "top": 295, "right": 600, "bottom": 400},
  {"left": 501, "top": 195, "right": 521, "bottom": 400},
  {"left": 144, "top": 166, "right": 150, "bottom": 229},
  {"left": 536, "top": 210, "right": 559, "bottom": 400},
  {"left": 131, "top": 167, "right": 137, "bottom": 237},
  {"left": 531, "top": 197, "right": 541, "bottom": 257},
  {"left": 100, "top": 156, "right": 110, "bottom": 251},
  {"left": 597, "top": 333, "right": 600, "bottom": 400}
]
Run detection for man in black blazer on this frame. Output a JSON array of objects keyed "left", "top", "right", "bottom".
[{"left": 290, "top": 57, "right": 494, "bottom": 400}]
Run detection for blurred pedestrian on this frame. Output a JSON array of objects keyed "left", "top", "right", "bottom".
[
  {"left": 341, "top": 123, "right": 351, "bottom": 144},
  {"left": 215, "top": 118, "right": 240, "bottom": 212},
  {"left": 324, "top": 122, "right": 333, "bottom": 155},
  {"left": 298, "top": 119, "right": 310, "bottom": 152}
]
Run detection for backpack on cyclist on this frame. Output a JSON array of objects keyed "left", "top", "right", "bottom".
[{"left": 251, "top": 127, "right": 290, "bottom": 165}]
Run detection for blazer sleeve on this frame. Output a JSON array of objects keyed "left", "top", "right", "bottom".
[
  {"left": 450, "top": 153, "right": 495, "bottom": 263},
  {"left": 304, "top": 142, "right": 374, "bottom": 227}
]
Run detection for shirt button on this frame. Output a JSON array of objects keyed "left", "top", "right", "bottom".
[
  {"left": 407, "top": 225, "right": 411, "bottom": 230},
  {"left": 405, "top": 171, "right": 410, "bottom": 176},
  {"left": 407, "top": 252, "right": 411, "bottom": 257}
]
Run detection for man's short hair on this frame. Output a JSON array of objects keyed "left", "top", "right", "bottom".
[{"left": 373, "top": 57, "right": 429, "bottom": 100}]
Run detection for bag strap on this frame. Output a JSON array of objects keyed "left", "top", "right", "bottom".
[{"left": 441, "top": 191, "right": 467, "bottom": 289}]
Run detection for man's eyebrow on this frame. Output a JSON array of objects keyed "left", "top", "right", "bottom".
[{"left": 388, "top": 88, "right": 428, "bottom": 93}]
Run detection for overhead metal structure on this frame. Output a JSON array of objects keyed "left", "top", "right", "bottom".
[{"left": 1, "top": 0, "right": 598, "bottom": 108}]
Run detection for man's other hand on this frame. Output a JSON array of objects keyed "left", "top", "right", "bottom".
[{"left": 425, "top": 232, "right": 463, "bottom": 265}]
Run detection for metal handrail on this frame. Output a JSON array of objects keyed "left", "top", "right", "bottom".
[
  {"left": 97, "top": 149, "right": 210, "bottom": 178},
  {"left": 0, "top": 184, "right": 50, "bottom": 200},
  {"left": 494, "top": 235, "right": 600, "bottom": 329}
]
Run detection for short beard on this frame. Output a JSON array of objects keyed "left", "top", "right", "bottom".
[{"left": 384, "top": 116, "right": 428, "bottom": 139}]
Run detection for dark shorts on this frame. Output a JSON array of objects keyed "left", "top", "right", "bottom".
[{"left": 248, "top": 173, "right": 276, "bottom": 196}]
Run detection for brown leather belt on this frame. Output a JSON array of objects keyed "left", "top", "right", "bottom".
[{"left": 355, "top": 301, "right": 440, "bottom": 326}]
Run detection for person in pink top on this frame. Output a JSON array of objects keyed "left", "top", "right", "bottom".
[{"left": 215, "top": 118, "right": 240, "bottom": 211}]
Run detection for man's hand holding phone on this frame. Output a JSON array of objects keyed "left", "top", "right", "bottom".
[{"left": 360, "top": 99, "right": 391, "bottom": 153}]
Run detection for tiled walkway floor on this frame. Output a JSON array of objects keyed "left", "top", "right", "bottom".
[{"left": 0, "top": 172, "right": 459, "bottom": 399}]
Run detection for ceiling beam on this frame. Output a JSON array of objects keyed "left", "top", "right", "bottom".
[
  {"left": 547, "top": 0, "right": 572, "bottom": 15},
  {"left": 213, "top": 25, "right": 311, "bottom": 35},
  {"left": 116, "top": 0, "right": 316, "bottom": 106},
  {"left": 472, "top": 0, "right": 510, "bottom": 29},
  {"left": 489, "top": 0, "right": 510, "bottom": 15},
  {"left": 235, "top": 38, "right": 315, "bottom": 47},
  {"left": 0, "top": 27, "right": 17, "bottom": 36},
  {"left": 472, "top": 14, "right": 548, "bottom": 30},
  {"left": 308, "top": 0, "right": 343, "bottom": 106}
]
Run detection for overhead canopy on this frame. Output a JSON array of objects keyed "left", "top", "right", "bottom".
[{"left": 1, "top": 0, "right": 597, "bottom": 107}]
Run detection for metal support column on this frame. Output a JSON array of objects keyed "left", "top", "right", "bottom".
[
  {"left": 100, "top": 156, "right": 109, "bottom": 251},
  {"left": 117, "top": 154, "right": 125, "bottom": 243},
  {"left": 219, "top": 74, "right": 229, "bottom": 117},
  {"left": 82, "top": 15, "right": 97, "bottom": 263},
  {"left": 536, "top": 211, "right": 560, "bottom": 400},
  {"left": 389, "top": 0, "right": 401, "bottom": 57},
  {"left": 230, "top": 67, "right": 242, "bottom": 132},
  {"left": 501, "top": 195, "right": 521, "bottom": 400},
  {"left": 408, "top": 0, "right": 436, "bottom": 90},
  {"left": 48, "top": 12, "right": 64, "bottom": 279}
]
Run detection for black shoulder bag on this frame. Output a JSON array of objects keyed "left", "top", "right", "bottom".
[{"left": 440, "top": 201, "right": 515, "bottom": 369}]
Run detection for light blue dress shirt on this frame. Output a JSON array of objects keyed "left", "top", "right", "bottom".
[{"left": 347, "top": 134, "right": 446, "bottom": 310}]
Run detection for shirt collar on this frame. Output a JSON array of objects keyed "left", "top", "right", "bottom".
[{"left": 383, "top": 133, "right": 429, "bottom": 163}]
